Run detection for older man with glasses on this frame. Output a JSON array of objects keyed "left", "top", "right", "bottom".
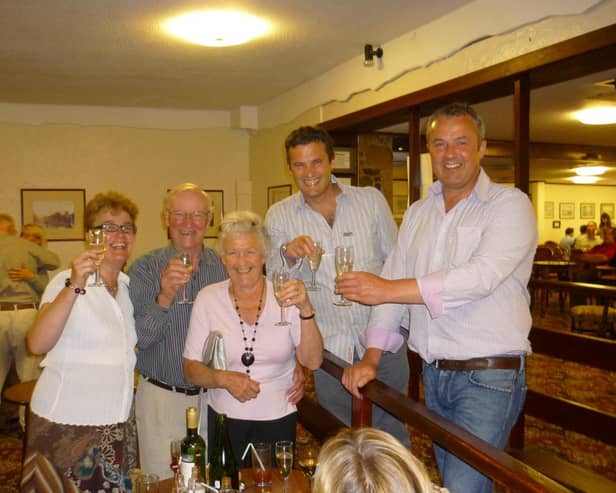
[{"left": 129, "top": 183, "right": 228, "bottom": 478}]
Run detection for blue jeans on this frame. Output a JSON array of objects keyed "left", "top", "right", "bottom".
[
  {"left": 422, "top": 358, "right": 527, "bottom": 493},
  {"left": 313, "top": 340, "right": 411, "bottom": 448}
]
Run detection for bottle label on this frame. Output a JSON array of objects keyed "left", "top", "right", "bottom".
[{"left": 180, "top": 458, "right": 194, "bottom": 487}]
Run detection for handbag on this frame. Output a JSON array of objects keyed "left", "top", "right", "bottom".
[{"left": 202, "top": 331, "right": 228, "bottom": 370}]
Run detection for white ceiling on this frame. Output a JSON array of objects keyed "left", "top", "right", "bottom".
[{"left": 0, "top": 0, "right": 471, "bottom": 109}]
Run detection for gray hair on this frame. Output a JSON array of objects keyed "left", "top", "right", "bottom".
[
  {"left": 425, "top": 102, "right": 486, "bottom": 145},
  {"left": 217, "top": 210, "right": 271, "bottom": 257}
]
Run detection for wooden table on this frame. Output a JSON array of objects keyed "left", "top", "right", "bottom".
[
  {"left": 532, "top": 260, "right": 576, "bottom": 281},
  {"left": 158, "top": 468, "right": 310, "bottom": 492}
]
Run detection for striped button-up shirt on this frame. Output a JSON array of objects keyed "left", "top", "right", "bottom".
[
  {"left": 129, "top": 245, "right": 227, "bottom": 388},
  {"left": 265, "top": 179, "right": 397, "bottom": 363}
]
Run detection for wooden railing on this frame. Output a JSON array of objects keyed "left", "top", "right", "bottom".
[{"left": 298, "top": 351, "right": 569, "bottom": 493}]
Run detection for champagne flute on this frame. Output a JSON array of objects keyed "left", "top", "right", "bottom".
[
  {"left": 333, "top": 246, "right": 353, "bottom": 306},
  {"left": 298, "top": 443, "right": 318, "bottom": 481},
  {"left": 273, "top": 268, "right": 291, "bottom": 326},
  {"left": 88, "top": 228, "right": 106, "bottom": 287},
  {"left": 307, "top": 241, "right": 322, "bottom": 291},
  {"left": 177, "top": 252, "right": 192, "bottom": 305},
  {"left": 275, "top": 441, "right": 294, "bottom": 480}
]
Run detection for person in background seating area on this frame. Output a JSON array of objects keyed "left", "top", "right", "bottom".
[
  {"left": 338, "top": 103, "right": 537, "bottom": 493},
  {"left": 559, "top": 227, "right": 575, "bottom": 256},
  {"left": 0, "top": 214, "right": 60, "bottom": 429},
  {"left": 599, "top": 212, "right": 612, "bottom": 240},
  {"left": 574, "top": 221, "right": 602, "bottom": 252}
]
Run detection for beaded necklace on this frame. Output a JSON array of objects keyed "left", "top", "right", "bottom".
[{"left": 231, "top": 280, "right": 265, "bottom": 374}]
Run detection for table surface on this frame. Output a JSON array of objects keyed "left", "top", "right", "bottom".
[
  {"left": 158, "top": 468, "right": 310, "bottom": 493},
  {"left": 533, "top": 260, "right": 576, "bottom": 266}
]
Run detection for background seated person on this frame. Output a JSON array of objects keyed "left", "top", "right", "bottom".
[
  {"left": 559, "top": 227, "right": 575, "bottom": 256},
  {"left": 312, "top": 427, "right": 448, "bottom": 493},
  {"left": 574, "top": 221, "right": 602, "bottom": 252},
  {"left": 183, "top": 211, "right": 323, "bottom": 466},
  {"left": 573, "top": 227, "right": 616, "bottom": 290}
]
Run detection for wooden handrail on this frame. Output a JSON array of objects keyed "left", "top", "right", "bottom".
[{"left": 320, "top": 351, "right": 569, "bottom": 493}]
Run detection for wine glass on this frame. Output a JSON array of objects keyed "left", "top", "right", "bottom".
[
  {"left": 177, "top": 252, "right": 193, "bottom": 305},
  {"left": 307, "top": 241, "right": 323, "bottom": 291},
  {"left": 272, "top": 268, "right": 291, "bottom": 326},
  {"left": 169, "top": 439, "right": 182, "bottom": 474},
  {"left": 88, "top": 228, "right": 106, "bottom": 287},
  {"left": 275, "top": 440, "right": 294, "bottom": 480},
  {"left": 333, "top": 246, "right": 353, "bottom": 306},
  {"left": 298, "top": 443, "right": 318, "bottom": 482}
]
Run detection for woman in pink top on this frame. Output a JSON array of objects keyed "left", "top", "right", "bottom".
[{"left": 183, "top": 210, "right": 323, "bottom": 466}]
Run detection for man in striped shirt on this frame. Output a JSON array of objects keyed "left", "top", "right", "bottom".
[{"left": 265, "top": 126, "right": 410, "bottom": 447}]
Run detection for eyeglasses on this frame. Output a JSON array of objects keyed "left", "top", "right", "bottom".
[
  {"left": 96, "top": 223, "right": 135, "bottom": 233},
  {"left": 168, "top": 210, "right": 210, "bottom": 223}
]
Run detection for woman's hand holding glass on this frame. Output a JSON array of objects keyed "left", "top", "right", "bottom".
[
  {"left": 273, "top": 272, "right": 314, "bottom": 325},
  {"left": 68, "top": 248, "right": 102, "bottom": 293},
  {"left": 87, "top": 228, "right": 106, "bottom": 287}
]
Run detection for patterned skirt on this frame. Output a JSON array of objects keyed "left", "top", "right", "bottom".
[{"left": 20, "top": 407, "right": 138, "bottom": 493}]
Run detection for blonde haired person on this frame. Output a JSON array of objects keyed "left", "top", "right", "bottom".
[{"left": 312, "top": 428, "right": 448, "bottom": 493}]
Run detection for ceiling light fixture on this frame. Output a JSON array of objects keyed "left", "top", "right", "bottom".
[
  {"left": 164, "top": 11, "right": 269, "bottom": 47},
  {"left": 364, "top": 44, "right": 383, "bottom": 66},
  {"left": 573, "top": 106, "right": 616, "bottom": 125},
  {"left": 574, "top": 165, "right": 608, "bottom": 176},
  {"left": 570, "top": 175, "right": 600, "bottom": 184}
]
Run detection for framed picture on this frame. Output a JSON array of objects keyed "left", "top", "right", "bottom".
[
  {"left": 337, "top": 176, "right": 353, "bottom": 186},
  {"left": 333, "top": 147, "right": 355, "bottom": 172},
  {"left": 600, "top": 203, "right": 614, "bottom": 219},
  {"left": 393, "top": 195, "right": 408, "bottom": 216},
  {"left": 20, "top": 188, "right": 85, "bottom": 241},
  {"left": 552, "top": 220, "right": 561, "bottom": 229},
  {"left": 559, "top": 202, "right": 574, "bottom": 220},
  {"left": 267, "top": 184, "right": 292, "bottom": 207},
  {"left": 544, "top": 201, "right": 554, "bottom": 219},
  {"left": 205, "top": 189, "right": 224, "bottom": 238},
  {"left": 580, "top": 202, "right": 595, "bottom": 220}
]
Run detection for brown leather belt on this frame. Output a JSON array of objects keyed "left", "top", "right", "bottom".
[
  {"left": 0, "top": 303, "right": 36, "bottom": 311},
  {"left": 144, "top": 376, "right": 202, "bottom": 396},
  {"left": 434, "top": 356, "right": 522, "bottom": 371}
]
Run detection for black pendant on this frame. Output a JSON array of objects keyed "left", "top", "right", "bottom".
[{"left": 241, "top": 352, "right": 255, "bottom": 367}]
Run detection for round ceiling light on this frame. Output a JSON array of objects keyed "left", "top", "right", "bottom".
[
  {"left": 572, "top": 106, "right": 616, "bottom": 125},
  {"left": 570, "top": 175, "right": 600, "bottom": 184},
  {"left": 164, "top": 11, "right": 269, "bottom": 47},
  {"left": 573, "top": 165, "right": 608, "bottom": 176}
]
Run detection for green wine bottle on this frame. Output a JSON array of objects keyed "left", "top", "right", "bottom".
[
  {"left": 209, "top": 413, "right": 239, "bottom": 489},
  {"left": 180, "top": 406, "right": 206, "bottom": 485}
]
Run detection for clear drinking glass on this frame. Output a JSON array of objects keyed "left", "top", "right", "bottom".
[
  {"left": 275, "top": 440, "right": 294, "bottom": 480},
  {"left": 170, "top": 439, "right": 182, "bottom": 473},
  {"left": 298, "top": 443, "right": 318, "bottom": 482},
  {"left": 177, "top": 252, "right": 193, "bottom": 305},
  {"left": 333, "top": 246, "right": 353, "bottom": 306},
  {"left": 307, "top": 241, "right": 322, "bottom": 291},
  {"left": 273, "top": 269, "right": 291, "bottom": 326},
  {"left": 88, "top": 228, "right": 106, "bottom": 287}
]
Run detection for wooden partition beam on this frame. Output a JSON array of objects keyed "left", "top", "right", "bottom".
[
  {"left": 320, "top": 351, "right": 568, "bottom": 492},
  {"left": 407, "top": 107, "right": 421, "bottom": 204},
  {"left": 513, "top": 74, "right": 530, "bottom": 194}
]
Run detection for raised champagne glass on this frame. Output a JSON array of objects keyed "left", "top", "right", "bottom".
[
  {"left": 177, "top": 251, "right": 192, "bottom": 305},
  {"left": 333, "top": 246, "right": 353, "bottom": 306},
  {"left": 88, "top": 228, "right": 106, "bottom": 287},
  {"left": 307, "top": 240, "right": 322, "bottom": 291},
  {"left": 273, "top": 268, "right": 291, "bottom": 326}
]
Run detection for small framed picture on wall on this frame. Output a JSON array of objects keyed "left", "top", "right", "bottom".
[
  {"left": 580, "top": 202, "right": 595, "bottom": 220},
  {"left": 544, "top": 201, "right": 554, "bottom": 219},
  {"left": 559, "top": 202, "right": 574, "bottom": 220}
]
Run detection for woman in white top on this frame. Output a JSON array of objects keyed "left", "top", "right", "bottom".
[{"left": 23, "top": 191, "right": 139, "bottom": 492}]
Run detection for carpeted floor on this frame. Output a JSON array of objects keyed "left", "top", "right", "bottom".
[{"left": 1, "top": 297, "right": 614, "bottom": 491}]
